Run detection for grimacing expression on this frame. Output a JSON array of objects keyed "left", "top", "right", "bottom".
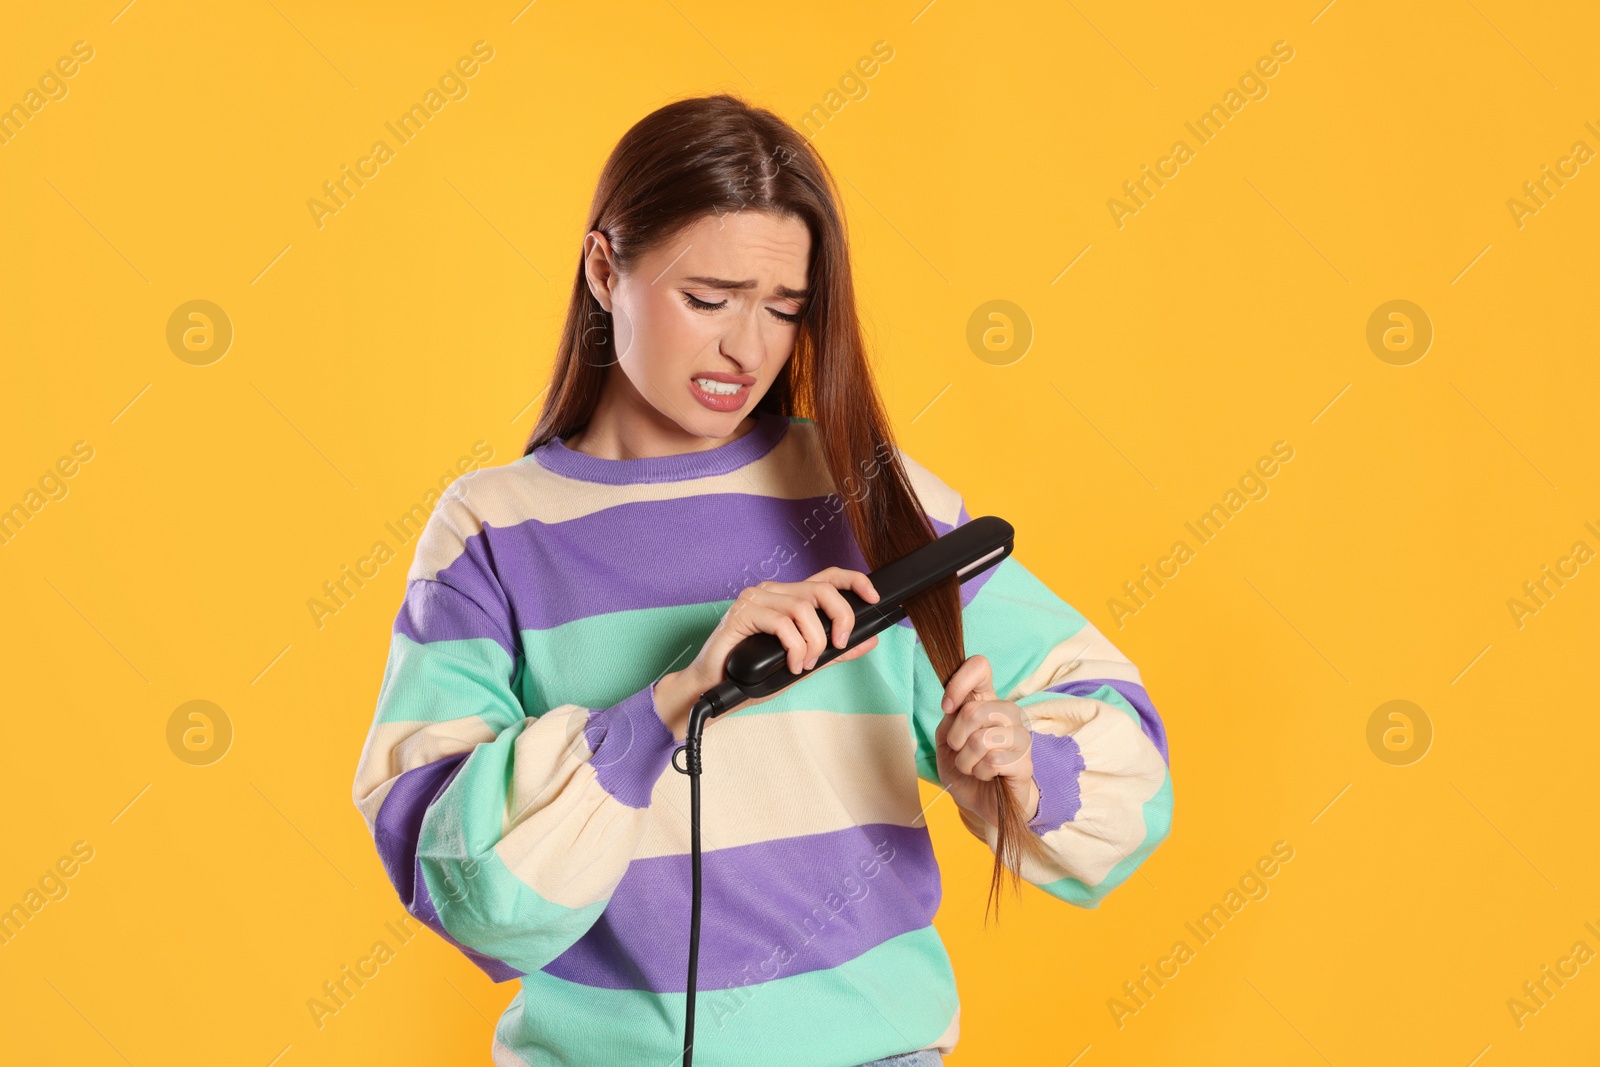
[{"left": 588, "top": 209, "right": 812, "bottom": 438}]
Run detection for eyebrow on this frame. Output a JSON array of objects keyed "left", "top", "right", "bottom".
[{"left": 682, "top": 275, "right": 810, "bottom": 300}]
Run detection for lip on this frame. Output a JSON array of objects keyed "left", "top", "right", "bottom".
[{"left": 688, "top": 374, "right": 752, "bottom": 412}]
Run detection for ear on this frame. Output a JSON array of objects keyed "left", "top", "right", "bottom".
[{"left": 582, "top": 230, "right": 617, "bottom": 313}]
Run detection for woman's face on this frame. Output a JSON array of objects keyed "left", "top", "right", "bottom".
[{"left": 584, "top": 209, "right": 812, "bottom": 441}]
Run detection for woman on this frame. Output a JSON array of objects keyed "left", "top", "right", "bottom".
[{"left": 353, "top": 93, "right": 1172, "bottom": 1067}]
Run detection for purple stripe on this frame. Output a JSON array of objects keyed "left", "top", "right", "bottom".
[
  {"left": 542, "top": 823, "right": 938, "bottom": 992},
  {"left": 423, "top": 492, "right": 879, "bottom": 637},
  {"left": 404, "top": 471, "right": 992, "bottom": 647},
  {"left": 394, "top": 575, "right": 517, "bottom": 659},
  {"left": 1026, "top": 732, "right": 1086, "bottom": 834},
  {"left": 583, "top": 685, "right": 678, "bottom": 808},
  {"left": 374, "top": 755, "right": 525, "bottom": 982},
  {"left": 1041, "top": 678, "right": 1168, "bottom": 766}
]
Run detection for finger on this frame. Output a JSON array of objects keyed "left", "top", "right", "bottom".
[
  {"left": 969, "top": 737, "right": 1033, "bottom": 782},
  {"left": 842, "top": 633, "right": 878, "bottom": 658},
  {"left": 950, "top": 655, "right": 996, "bottom": 710},
  {"left": 946, "top": 700, "right": 985, "bottom": 752},
  {"left": 808, "top": 567, "right": 881, "bottom": 604},
  {"left": 809, "top": 581, "right": 857, "bottom": 649},
  {"left": 822, "top": 633, "right": 878, "bottom": 665},
  {"left": 785, "top": 592, "right": 832, "bottom": 669},
  {"left": 749, "top": 588, "right": 828, "bottom": 670},
  {"left": 747, "top": 603, "right": 808, "bottom": 675},
  {"left": 796, "top": 573, "right": 877, "bottom": 661},
  {"left": 951, "top": 726, "right": 989, "bottom": 778},
  {"left": 848, "top": 569, "right": 881, "bottom": 604},
  {"left": 953, "top": 720, "right": 1018, "bottom": 779},
  {"left": 940, "top": 655, "right": 995, "bottom": 714},
  {"left": 980, "top": 712, "right": 1031, "bottom": 775},
  {"left": 947, "top": 701, "right": 1013, "bottom": 758}
]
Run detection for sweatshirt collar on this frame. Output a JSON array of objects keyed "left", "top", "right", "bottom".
[{"left": 531, "top": 411, "right": 790, "bottom": 485}]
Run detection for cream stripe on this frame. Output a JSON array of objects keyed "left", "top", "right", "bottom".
[
  {"left": 636, "top": 708, "right": 925, "bottom": 860},
  {"left": 491, "top": 1038, "right": 533, "bottom": 1067},
  {"left": 494, "top": 704, "right": 646, "bottom": 910},
  {"left": 495, "top": 707, "right": 927, "bottom": 906},
  {"left": 492, "top": 998, "right": 536, "bottom": 1067},
  {"left": 496, "top": 756, "right": 649, "bottom": 910},
  {"left": 1009, "top": 619, "right": 1146, "bottom": 700},
  {"left": 353, "top": 717, "right": 498, "bottom": 833},
  {"left": 896, "top": 449, "right": 964, "bottom": 528},
  {"left": 964, "top": 693, "right": 1166, "bottom": 888}
]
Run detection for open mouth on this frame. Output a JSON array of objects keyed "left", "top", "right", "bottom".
[{"left": 688, "top": 376, "right": 751, "bottom": 411}]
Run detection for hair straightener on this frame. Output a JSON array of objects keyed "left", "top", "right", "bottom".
[{"left": 669, "top": 515, "right": 1016, "bottom": 1066}]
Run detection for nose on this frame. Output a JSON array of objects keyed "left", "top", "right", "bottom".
[{"left": 717, "top": 302, "right": 768, "bottom": 371}]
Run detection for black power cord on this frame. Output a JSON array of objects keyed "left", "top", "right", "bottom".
[{"left": 670, "top": 679, "right": 746, "bottom": 1067}]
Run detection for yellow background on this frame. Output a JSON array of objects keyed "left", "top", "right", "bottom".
[{"left": 2, "top": 1, "right": 1597, "bottom": 1063}]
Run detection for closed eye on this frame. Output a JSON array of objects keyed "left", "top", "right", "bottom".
[{"left": 682, "top": 291, "right": 803, "bottom": 324}]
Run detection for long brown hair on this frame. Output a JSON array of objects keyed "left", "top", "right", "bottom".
[{"left": 523, "top": 93, "right": 1048, "bottom": 922}]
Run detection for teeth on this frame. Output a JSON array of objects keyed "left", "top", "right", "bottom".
[{"left": 693, "top": 377, "right": 743, "bottom": 396}]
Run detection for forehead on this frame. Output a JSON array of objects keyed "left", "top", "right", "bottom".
[{"left": 653, "top": 210, "right": 811, "bottom": 282}]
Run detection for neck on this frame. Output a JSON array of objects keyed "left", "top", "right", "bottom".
[{"left": 565, "top": 380, "right": 758, "bottom": 460}]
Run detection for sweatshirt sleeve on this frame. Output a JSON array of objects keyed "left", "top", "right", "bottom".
[
  {"left": 350, "top": 474, "right": 680, "bottom": 980},
  {"left": 897, "top": 452, "right": 1173, "bottom": 909}
]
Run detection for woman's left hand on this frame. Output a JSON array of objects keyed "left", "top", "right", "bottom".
[{"left": 934, "top": 654, "right": 1040, "bottom": 829}]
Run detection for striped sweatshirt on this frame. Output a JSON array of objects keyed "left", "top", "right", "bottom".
[{"left": 351, "top": 411, "right": 1173, "bottom": 1066}]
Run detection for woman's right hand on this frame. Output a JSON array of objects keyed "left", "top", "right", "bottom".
[{"left": 654, "top": 567, "right": 883, "bottom": 742}]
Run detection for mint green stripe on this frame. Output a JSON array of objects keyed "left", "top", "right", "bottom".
[
  {"left": 414, "top": 716, "right": 610, "bottom": 974},
  {"left": 391, "top": 556, "right": 1087, "bottom": 731},
  {"left": 496, "top": 925, "right": 958, "bottom": 1067},
  {"left": 389, "top": 556, "right": 1086, "bottom": 729},
  {"left": 374, "top": 632, "right": 520, "bottom": 728},
  {"left": 516, "top": 600, "right": 723, "bottom": 716},
  {"left": 516, "top": 599, "right": 917, "bottom": 721},
  {"left": 960, "top": 557, "right": 1093, "bottom": 688}
]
